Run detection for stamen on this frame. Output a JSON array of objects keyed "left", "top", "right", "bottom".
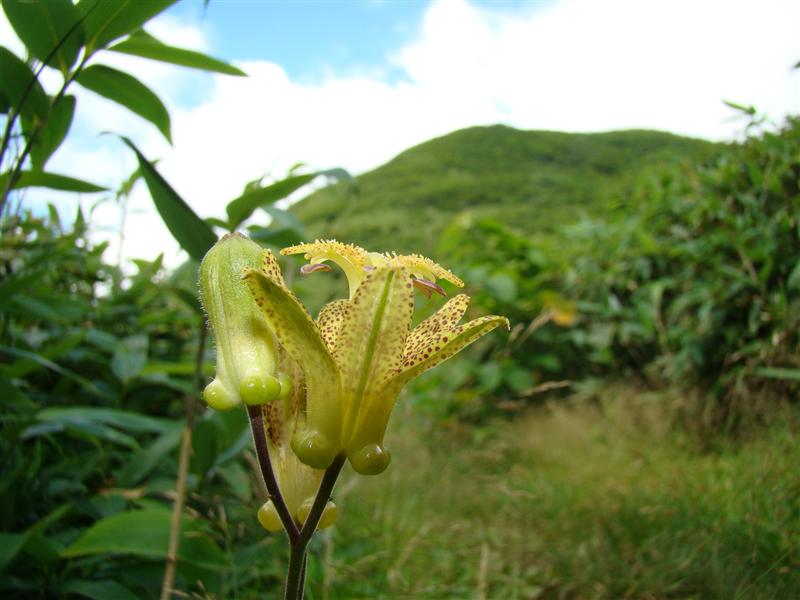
[
  {"left": 412, "top": 277, "right": 446, "bottom": 298},
  {"left": 300, "top": 263, "right": 332, "bottom": 275}
]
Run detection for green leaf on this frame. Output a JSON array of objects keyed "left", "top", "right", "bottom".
[
  {"left": 60, "top": 580, "right": 139, "bottom": 600},
  {"left": 0, "top": 373, "right": 34, "bottom": 413},
  {"left": 111, "top": 334, "right": 148, "bottom": 383},
  {"left": 0, "top": 533, "right": 28, "bottom": 572},
  {"left": 247, "top": 225, "right": 304, "bottom": 248},
  {"left": 116, "top": 424, "right": 183, "bottom": 486},
  {"left": 76, "top": 64, "right": 171, "bottom": 142},
  {"left": 62, "top": 509, "right": 228, "bottom": 570},
  {"left": 77, "top": 0, "right": 176, "bottom": 52},
  {"left": 262, "top": 205, "right": 307, "bottom": 234},
  {"left": 226, "top": 173, "right": 316, "bottom": 230},
  {"left": 751, "top": 367, "right": 800, "bottom": 382},
  {"left": 33, "top": 407, "right": 175, "bottom": 434},
  {"left": 0, "top": 46, "right": 49, "bottom": 122},
  {"left": 109, "top": 30, "right": 246, "bottom": 76},
  {"left": 1, "top": 0, "right": 84, "bottom": 74},
  {"left": 25, "top": 95, "right": 76, "bottom": 169},
  {"left": 0, "top": 344, "right": 106, "bottom": 398},
  {"left": 0, "top": 169, "right": 106, "bottom": 193},
  {"left": 723, "top": 99, "right": 756, "bottom": 116},
  {"left": 787, "top": 261, "right": 800, "bottom": 292},
  {"left": 204, "top": 216, "right": 230, "bottom": 230},
  {"left": 120, "top": 137, "right": 217, "bottom": 261},
  {"left": 22, "top": 420, "right": 140, "bottom": 450},
  {"left": 225, "top": 167, "right": 352, "bottom": 230}
]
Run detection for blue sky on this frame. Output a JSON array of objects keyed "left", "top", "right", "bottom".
[{"left": 167, "top": 0, "right": 430, "bottom": 83}]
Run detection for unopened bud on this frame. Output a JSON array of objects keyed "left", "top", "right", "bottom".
[{"left": 200, "top": 234, "right": 281, "bottom": 410}]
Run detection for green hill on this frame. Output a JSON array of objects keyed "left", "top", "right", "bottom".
[{"left": 293, "top": 125, "right": 719, "bottom": 253}]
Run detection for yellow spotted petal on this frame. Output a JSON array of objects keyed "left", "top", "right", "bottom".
[
  {"left": 243, "top": 250, "right": 342, "bottom": 469},
  {"left": 393, "top": 314, "right": 510, "bottom": 387},
  {"left": 334, "top": 264, "right": 414, "bottom": 471},
  {"left": 317, "top": 299, "right": 349, "bottom": 353},
  {"left": 282, "top": 239, "right": 371, "bottom": 298},
  {"left": 404, "top": 294, "right": 470, "bottom": 355}
]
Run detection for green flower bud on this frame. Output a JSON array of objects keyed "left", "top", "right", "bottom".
[{"left": 200, "top": 233, "right": 282, "bottom": 410}]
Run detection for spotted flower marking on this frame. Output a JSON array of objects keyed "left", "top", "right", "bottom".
[{"left": 244, "top": 239, "right": 508, "bottom": 476}]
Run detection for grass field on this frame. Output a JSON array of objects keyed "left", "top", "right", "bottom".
[{"left": 286, "top": 386, "right": 800, "bottom": 599}]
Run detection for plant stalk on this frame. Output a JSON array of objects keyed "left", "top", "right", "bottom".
[
  {"left": 159, "top": 425, "right": 192, "bottom": 600},
  {"left": 283, "top": 453, "right": 346, "bottom": 600},
  {"left": 159, "top": 320, "right": 206, "bottom": 599},
  {"left": 246, "top": 404, "right": 299, "bottom": 542}
]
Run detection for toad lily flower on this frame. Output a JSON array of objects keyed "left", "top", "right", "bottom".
[
  {"left": 199, "top": 234, "right": 335, "bottom": 530},
  {"left": 243, "top": 240, "right": 509, "bottom": 475}
]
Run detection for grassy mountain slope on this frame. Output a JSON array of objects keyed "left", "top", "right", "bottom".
[{"left": 293, "top": 125, "right": 719, "bottom": 253}]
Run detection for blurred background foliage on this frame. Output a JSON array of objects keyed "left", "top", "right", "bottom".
[{"left": 1, "top": 1, "right": 798, "bottom": 598}]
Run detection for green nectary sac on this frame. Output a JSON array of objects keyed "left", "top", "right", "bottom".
[{"left": 199, "top": 233, "right": 288, "bottom": 410}]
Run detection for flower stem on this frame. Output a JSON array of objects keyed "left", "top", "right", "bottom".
[
  {"left": 283, "top": 453, "right": 346, "bottom": 600},
  {"left": 285, "top": 544, "right": 307, "bottom": 600},
  {"left": 246, "top": 405, "right": 299, "bottom": 543}
]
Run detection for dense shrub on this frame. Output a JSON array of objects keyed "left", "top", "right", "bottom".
[{"left": 421, "top": 117, "right": 799, "bottom": 422}]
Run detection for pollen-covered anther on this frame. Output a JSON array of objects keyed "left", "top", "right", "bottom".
[
  {"left": 412, "top": 276, "right": 446, "bottom": 298},
  {"left": 300, "top": 263, "right": 332, "bottom": 275}
]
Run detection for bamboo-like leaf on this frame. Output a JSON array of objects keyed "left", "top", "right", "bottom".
[
  {"left": 109, "top": 30, "right": 246, "bottom": 76},
  {"left": 60, "top": 580, "right": 139, "bottom": 600},
  {"left": 226, "top": 173, "right": 316, "bottom": 230},
  {"left": 751, "top": 367, "right": 800, "bottom": 382},
  {"left": 225, "top": 168, "right": 352, "bottom": 229},
  {"left": 25, "top": 95, "right": 76, "bottom": 169},
  {"left": 1, "top": 0, "right": 84, "bottom": 74},
  {"left": 120, "top": 137, "right": 217, "bottom": 261},
  {"left": 62, "top": 508, "right": 227, "bottom": 570},
  {"left": 0, "top": 46, "right": 49, "bottom": 122},
  {"left": 77, "top": 0, "right": 176, "bottom": 52},
  {"left": 0, "top": 170, "right": 106, "bottom": 193},
  {"left": 76, "top": 64, "right": 171, "bottom": 142},
  {"left": 33, "top": 407, "right": 175, "bottom": 434}
]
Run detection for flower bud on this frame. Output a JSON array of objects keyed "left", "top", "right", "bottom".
[{"left": 199, "top": 234, "right": 282, "bottom": 410}]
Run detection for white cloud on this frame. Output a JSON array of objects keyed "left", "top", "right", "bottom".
[{"left": 4, "top": 0, "right": 799, "bottom": 267}]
